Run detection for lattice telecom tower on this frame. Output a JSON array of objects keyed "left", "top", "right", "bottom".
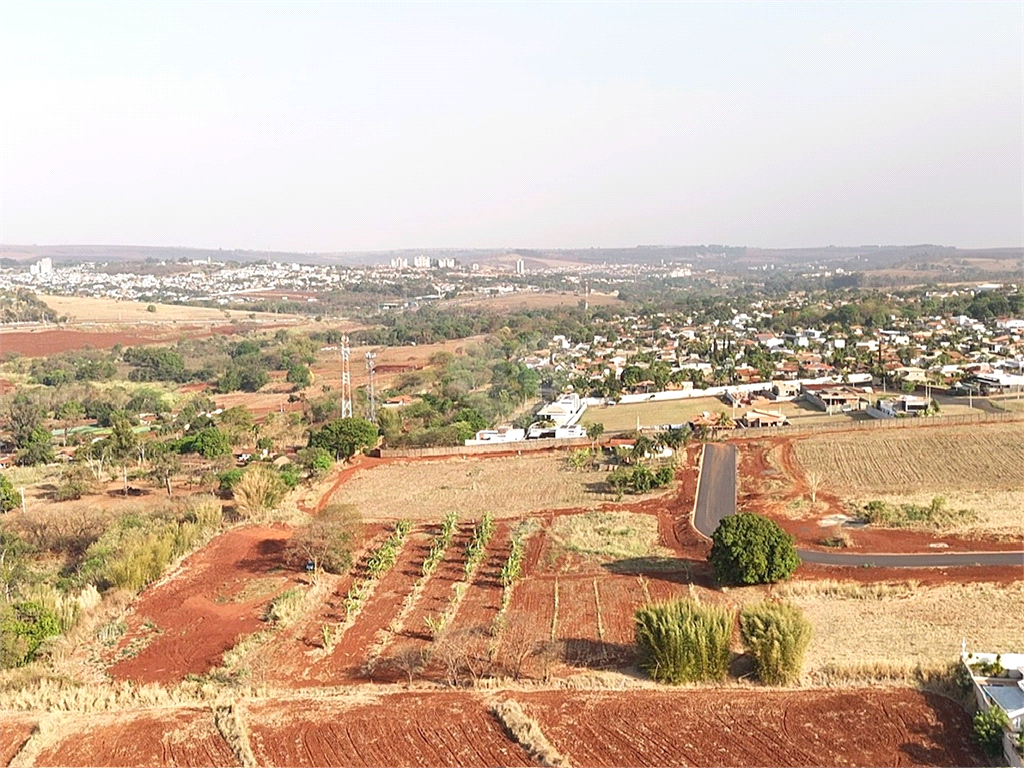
[
  {"left": 340, "top": 335, "right": 353, "bottom": 418},
  {"left": 365, "top": 351, "right": 377, "bottom": 422}
]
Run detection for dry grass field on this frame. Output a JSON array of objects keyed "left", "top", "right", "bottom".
[
  {"left": 330, "top": 454, "right": 629, "bottom": 520},
  {"left": 36, "top": 294, "right": 301, "bottom": 324},
  {"left": 792, "top": 422, "right": 1024, "bottom": 534},
  {"left": 779, "top": 580, "right": 1024, "bottom": 675},
  {"left": 582, "top": 397, "right": 863, "bottom": 432}
]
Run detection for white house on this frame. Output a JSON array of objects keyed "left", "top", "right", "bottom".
[{"left": 962, "top": 649, "right": 1024, "bottom": 767}]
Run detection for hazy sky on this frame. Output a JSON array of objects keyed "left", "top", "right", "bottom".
[{"left": 1, "top": 1, "right": 1021, "bottom": 252}]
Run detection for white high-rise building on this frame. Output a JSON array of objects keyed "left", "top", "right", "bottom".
[
  {"left": 413, "top": 255, "right": 431, "bottom": 269},
  {"left": 515, "top": 258, "right": 525, "bottom": 275}
]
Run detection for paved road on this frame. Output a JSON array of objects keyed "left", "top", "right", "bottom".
[
  {"left": 692, "top": 444, "right": 1023, "bottom": 568},
  {"left": 693, "top": 443, "right": 737, "bottom": 536}
]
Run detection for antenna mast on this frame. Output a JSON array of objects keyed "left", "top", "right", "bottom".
[
  {"left": 365, "top": 352, "right": 377, "bottom": 422},
  {"left": 340, "top": 336, "right": 353, "bottom": 418}
]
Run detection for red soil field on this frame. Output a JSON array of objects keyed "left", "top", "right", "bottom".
[
  {"left": 107, "top": 525, "right": 296, "bottom": 684},
  {"left": 33, "top": 708, "right": 236, "bottom": 767},
  {"left": 0, "top": 714, "right": 37, "bottom": 767},
  {"left": 447, "top": 524, "right": 512, "bottom": 635},
  {"left": 396, "top": 525, "right": 473, "bottom": 644},
  {"left": 275, "top": 530, "right": 428, "bottom": 686},
  {"left": 255, "top": 523, "right": 391, "bottom": 683},
  {"left": 515, "top": 688, "right": 985, "bottom": 767},
  {"left": 0, "top": 329, "right": 165, "bottom": 356},
  {"left": 245, "top": 692, "right": 533, "bottom": 767}
]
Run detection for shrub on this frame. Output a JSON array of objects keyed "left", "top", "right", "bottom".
[
  {"left": 973, "top": 706, "right": 1009, "bottom": 757},
  {"left": 218, "top": 468, "right": 245, "bottom": 494},
  {"left": 739, "top": 601, "right": 812, "bottom": 685},
  {"left": 1, "top": 473, "right": 18, "bottom": 512},
  {"left": 232, "top": 464, "right": 288, "bottom": 518},
  {"left": 709, "top": 513, "right": 800, "bottom": 585},
  {"left": 54, "top": 464, "right": 96, "bottom": 501},
  {"left": 279, "top": 464, "right": 301, "bottom": 489},
  {"left": 287, "top": 503, "right": 362, "bottom": 574},
  {"left": 634, "top": 599, "right": 734, "bottom": 684},
  {"left": 0, "top": 600, "right": 61, "bottom": 668},
  {"left": 265, "top": 588, "right": 305, "bottom": 626}
]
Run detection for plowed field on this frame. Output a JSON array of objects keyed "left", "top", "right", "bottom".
[
  {"left": 33, "top": 708, "right": 236, "bottom": 767},
  {"left": 516, "top": 688, "right": 985, "bottom": 767},
  {"left": 107, "top": 525, "right": 296, "bottom": 683},
  {"left": 246, "top": 693, "right": 532, "bottom": 767},
  {"left": 0, "top": 714, "right": 37, "bottom": 767}
]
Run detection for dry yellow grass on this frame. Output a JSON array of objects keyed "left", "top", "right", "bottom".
[
  {"left": 330, "top": 454, "right": 633, "bottom": 520},
  {"left": 792, "top": 422, "right": 1024, "bottom": 535},
  {"left": 37, "top": 295, "right": 299, "bottom": 324},
  {"left": 582, "top": 397, "right": 732, "bottom": 432},
  {"left": 784, "top": 581, "right": 1023, "bottom": 673}
]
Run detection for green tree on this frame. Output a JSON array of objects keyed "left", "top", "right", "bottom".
[
  {"left": 107, "top": 418, "right": 140, "bottom": 495},
  {"left": 16, "top": 425, "right": 55, "bottom": 466},
  {"left": 308, "top": 417, "right": 379, "bottom": 460},
  {"left": 586, "top": 422, "right": 604, "bottom": 448},
  {"left": 709, "top": 513, "right": 801, "bottom": 585},
  {"left": 148, "top": 443, "right": 182, "bottom": 496},
  {"left": 0, "top": 473, "right": 18, "bottom": 513},
  {"left": 286, "top": 364, "right": 312, "bottom": 388},
  {"left": 183, "top": 427, "right": 232, "bottom": 459}
]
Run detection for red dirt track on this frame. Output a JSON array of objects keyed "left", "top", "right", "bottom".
[
  {"left": 516, "top": 688, "right": 985, "bottom": 767},
  {"left": 107, "top": 525, "right": 296, "bottom": 683},
  {"left": 33, "top": 708, "right": 236, "bottom": 767},
  {"left": 245, "top": 693, "right": 532, "bottom": 767}
]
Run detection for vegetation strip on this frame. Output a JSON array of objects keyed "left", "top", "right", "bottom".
[{"left": 491, "top": 699, "right": 572, "bottom": 768}]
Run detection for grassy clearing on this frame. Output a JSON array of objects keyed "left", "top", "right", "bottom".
[
  {"left": 36, "top": 294, "right": 294, "bottom": 324},
  {"left": 334, "top": 454, "right": 624, "bottom": 520},
  {"left": 793, "top": 422, "right": 1024, "bottom": 535},
  {"left": 783, "top": 581, "right": 1023, "bottom": 674},
  {"left": 548, "top": 512, "right": 670, "bottom": 561}
]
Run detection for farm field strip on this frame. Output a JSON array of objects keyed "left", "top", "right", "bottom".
[
  {"left": 307, "top": 531, "right": 426, "bottom": 683},
  {"left": 244, "top": 694, "right": 533, "bottom": 767},
  {"left": 446, "top": 524, "right": 513, "bottom": 635},
  {"left": 792, "top": 422, "right": 1022, "bottom": 494},
  {"left": 256, "top": 524, "right": 392, "bottom": 681},
  {"left": 32, "top": 708, "right": 238, "bottom": 768},
  {"left": 393, "top": 526, "right": 473, "bottom": 645},
  {"left": 791, "top": 422, "right": 1023, "bottom": 535},
  {"left": 515, "top": 688, "right": 985, "bottom": 767}
]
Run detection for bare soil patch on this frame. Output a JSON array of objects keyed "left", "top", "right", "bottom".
[
  {"left": 33, "top": 708, "right": 235, "bottom": 767},
  {"left": 105, "top": 525, "right": 296, "bottom": 684},
  {"left": 246, "top": 692, "right": 533, "bottom": 767},
  {"left": 516, "top": 688, "right": 985, "bottom": 767}
]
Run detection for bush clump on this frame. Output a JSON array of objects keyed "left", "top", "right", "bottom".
[
  {"left": 232, "top": 464, "right": 288, "bottom": 518},
  {"left": 709, "top": 513, "right": 800, "bottom": 585},
  {"left": 634, "top": 599, "right": 734, "bottom": 684},
  {"left": 739, "top": 601, "right": 812, "bottom": 685},
  {"left": 972, "top": 706, "right": 1009, "bottom": 758}
]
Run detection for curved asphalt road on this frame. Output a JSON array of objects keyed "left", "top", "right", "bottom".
[{"left": 692, "top": 443, "right": 1023, "bottom": 568}]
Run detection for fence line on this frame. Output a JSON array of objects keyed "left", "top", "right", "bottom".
[
  {"left": 728, "top": 410, "right": 1021, "bottom": 439},
  {"left": 377, "top": 436, "right": 591, "bottom": 459}
]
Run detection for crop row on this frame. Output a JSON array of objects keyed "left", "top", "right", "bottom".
[
  {"left": 345, "top": 520, "right": 412, "bottom": 617},
  {"left": 462, "top": 512, "right": 495, "bottom": 580},
  {"left": 422, "top": 511, "right": 459, "bottom": 578}
]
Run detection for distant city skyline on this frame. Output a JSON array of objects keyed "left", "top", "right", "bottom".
[{"left": 2, "top": 1, "right": 1020, "bottom": 252}]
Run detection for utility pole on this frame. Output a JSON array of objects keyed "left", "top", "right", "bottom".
[{"left": 340, "top": 336, "right": 353, "bottom": 419}]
